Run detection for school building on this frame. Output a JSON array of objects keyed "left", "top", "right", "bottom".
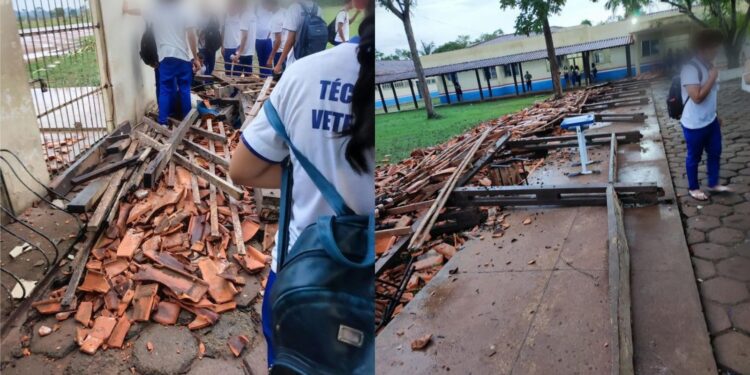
[{"left": 375, "top": 9, "right": 706, "bottom": 111}]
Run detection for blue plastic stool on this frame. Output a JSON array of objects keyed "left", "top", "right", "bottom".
[{"left": 560, "top": 114, "right": 600, "bottom": 177}]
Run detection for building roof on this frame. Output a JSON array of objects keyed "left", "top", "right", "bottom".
[
  {"left": 469, "top": 27, "right": 565, "bottom": 48},
  {"left": 375, "top": 35, "right": 633, "bottom": 84}
]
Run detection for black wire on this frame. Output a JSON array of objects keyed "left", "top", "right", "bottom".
[
  {"left": 0, "top": 206, "right": 59, "bottom": 266},
  {"left": 0, "top": 155, "right": 83, "bottom": 231},
  {"left": 0, "top": 226, "right": 51, "bottom": 274},
  {"left": 0, "top": 148, "right": 68, "bottom": 201},
  {"left": 1, "top": 268, "right": 27, "bottom": 300}
]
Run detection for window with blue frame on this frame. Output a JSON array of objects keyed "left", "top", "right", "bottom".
[{"left": 642, "top": 39, "right": 660, "bottom": 57}]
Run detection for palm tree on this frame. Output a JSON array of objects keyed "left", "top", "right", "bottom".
[
  {"left": 379, "top": 0, "right": 439, "bottom": 118},
  {"left": 420, "top": 40, "right": 436, "bottom": 56}
]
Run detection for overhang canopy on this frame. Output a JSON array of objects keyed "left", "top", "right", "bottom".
[{"left": 375, "top": 35, "right": 633, "bottom": 84}]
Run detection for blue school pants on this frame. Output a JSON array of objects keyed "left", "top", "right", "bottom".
[
  {"left": 262, "top": 270, "right": 277, "bottom": 366},
  {"left": 239, "top": 55, "right": 253, "bottom": 75},
  {"left": 199, "top": 48, "right": 216, "bottom": 75},
  {"left": 223, "top": 47, "right": 239, "bottom": 75},
  {"left": 157, "top": 57, "right": 192, "bottom": 125},
  {"left": 255, "top": 38, "right": 273, "bottom": 76},
  {"left": 682, "top": 117, "right": 722, "bottom": 190}
]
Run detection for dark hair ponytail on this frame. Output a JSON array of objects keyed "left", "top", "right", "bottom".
[{"left": 343, "top": 2, "right": 374, "bottom": 174}]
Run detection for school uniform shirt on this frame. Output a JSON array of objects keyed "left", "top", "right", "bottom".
[
  {"left": 270, "top": 8, "right": 287, "bottom": 53},
  {"left": 681, "top": 58, "right": 719, "bottom": 129},
  {"left": 144, "top": 2, "right": 196, "bottom": 62},
  {"left": 282, "top": 0, "right": 322, "bottom": 66},
  {"left": 255, "top": 4, "right": 273, "bottom": 40},
  {"left": 239, "top": 9, "right": 257, "bottom": 56},
  {"left": 241, "top": 40, "right": 374, "bottom": 271},
  {"left": 223, "top": 13, "right": 243, "bottom": 49},
  {"left": 334, "top": 9, "right": 349, "bottom": 43}
]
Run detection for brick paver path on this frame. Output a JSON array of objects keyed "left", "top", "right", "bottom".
[{"left": 655, "top": 79, "right": 750, "bottom": 375}]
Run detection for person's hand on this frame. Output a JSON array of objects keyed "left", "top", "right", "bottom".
[
  {"left": 231, "top": 54, "right": 240, "bottom": 64},
  {"left": 193, "top": 59, "right": 202, "bottom": 72},
  {"left": 266, "top": 57, "right": 273, "bottom": 68},
  {"left": 273, "top": 63, "right": 282, "bottom": 74}
]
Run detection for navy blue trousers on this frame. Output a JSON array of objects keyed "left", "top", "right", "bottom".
[
  {"left": 239, "top": 55, "right": 253, "bottom": 75},
  {"left": 157, "top": 58, "right": 192, "bottom": 125},
  {"left": 682, "top": 117, "right": 722, "bottom": 190},
  {"left": 223, "top": 47, "right": 239, "bottom": 75},
  {"left": 255, "top": 38, "right": 273, "bottom": 77},
  {"left": 199, "top": 48, "right": 216, "bottom": 75}
]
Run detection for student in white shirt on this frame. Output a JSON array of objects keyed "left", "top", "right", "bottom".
[
  {"left": 267, "top": 4, "right": 286, "bottom": 70},
  {"left": 122, "top": 0, "right": 201, "bottom": 125},
  {"left": 274, "top": 0, "right": 322, "bottom": 74},
  {"left": 229, "top": 2, "right": 373, "bottom": 368},
  {"left": 222, "top": 0, "right": 244, "bottom": 75},
  {"left": 680, "top": 29, "right": 730, "bottom": 201},
  {"left": 332, "top": 0, "right": 360, "bottom": 46},
  {"left": 255, "top": 0, "right": 275, "bottom": 76},
  {"left": 233, "top": 3, "right": 257, "bottom": 75}
]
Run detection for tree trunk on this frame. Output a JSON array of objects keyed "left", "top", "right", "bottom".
[
  {"left": 403, "top": 12, "right": 438, "bottom": 119},
  {"left": 725, "top": 43, "right": 741, "bottom": 69},
  {"left": 541, "top": 15, "right": 563, "bottom": 99}
]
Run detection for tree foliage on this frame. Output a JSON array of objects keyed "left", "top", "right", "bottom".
[
  {"left": 420, "top": 40, "right": 436, "bottom": 55},
  {"left": 581, "top": 19, "right": 593, "bottom": 26},
  {"left": 498, "top": 0, "right": 566, "bottom": 35}
]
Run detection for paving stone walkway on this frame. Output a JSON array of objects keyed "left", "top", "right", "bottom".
[{"left": 654, "top": 79, "right": 750, "bottom": 375}]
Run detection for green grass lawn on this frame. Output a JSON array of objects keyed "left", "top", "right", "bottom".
[
  {"left": 376, "top": 95, "right": 548, "bottom": 163},
  {"left": 26, "top": 36, "right": 101, "bottom": 88}
]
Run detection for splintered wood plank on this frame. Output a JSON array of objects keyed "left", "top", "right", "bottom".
[
  {"left": 206, "top": 119, "right": 220, "bottom": 239},
  {"left": 67, "top": 177, "right": 111, "bottom": 213},
  {"left": 218, "top": 122, "right": 246, "bottom": 255},
  {"left": 87, "top": 141, "right": 141, "bottom": 231},
  {"left": 187, "top": 135, "right": 202, "bottom": 205},
  {"left": 240, "top": 76, "right": 273, "bottom": 131},
  {"left": 71, "top": 156, "right": 138, "bottom": 185},
  {"left": 144, "top": 109, "right": 198, "bottom": 188}
]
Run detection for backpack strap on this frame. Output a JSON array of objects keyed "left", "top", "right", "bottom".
[
  {"left": 276, "top": 156, "right": 293, "bottom": 269},
  {"left": 263, "top": 101, "right": 356, "bottom": 217}
]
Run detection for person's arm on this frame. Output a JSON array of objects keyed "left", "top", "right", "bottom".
[
  {"left": 337, "top": 21, "right": 345, "bottom": 42},
  {"left": 187, "top": 28, "right": 201, "bottom": 70},
  {"left": 685, "top": 67, "right": 718, "bottom": 104},
  {"left": 235, "top": 30, "right": 248, "bottom": 63},
  {"left": 229, "top": 144, "right": 282, "bottom": 188},
  {"left": 268, "top": 32, "right": 281, "bottom": 67},
  {"left": 274, "top": 30, "right": 296, "bottom": 73},
  {"left": 122, "top": 0, "right": 141, "bottom": 16}
]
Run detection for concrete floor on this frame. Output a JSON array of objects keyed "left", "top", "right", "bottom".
[{"left": 376, "top": 84, "right": 717, "bottom": 374}]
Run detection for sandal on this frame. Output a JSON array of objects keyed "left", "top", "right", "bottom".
[
  {"left": 707, "top": 185, "right": 732, "bottom": 193},
  {"left": 689, "top": 189, "right": 709, "bottom": 201}
]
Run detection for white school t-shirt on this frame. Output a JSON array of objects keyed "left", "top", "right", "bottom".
[
  {"left": 239, "top": 9, "right": 257, "bottom": 56},
  {"left": 240, "top": 41, "right": 374, "bottom": 271},
  {"left": 144, "top": 2, "right": 196, "bottom": 62},
  {"left": 680, "top": 58, "right": 719, "bottom": 129},
  {"left": 282, "top": 0, "right": 322, "bottom": 66},
  {"left": 270, "top": 8, "right": 287, "bottom": 53},
  {"left": 223, "top": 13, "right": 242, "bottom": 49},
  {"left": 255, "top": 4, "right": 273, "bottom": 40},
  {"left": 334, "top": 10, "right": 349, "bottom": 43}
]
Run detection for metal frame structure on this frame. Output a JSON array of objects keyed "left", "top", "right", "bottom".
[{"left": 12, "top": 0, "right": 111, "bottom": 174}]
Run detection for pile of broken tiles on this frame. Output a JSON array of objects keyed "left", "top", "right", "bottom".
[{"left": 31, "top": 164, "right": 274, "bottom": 357}]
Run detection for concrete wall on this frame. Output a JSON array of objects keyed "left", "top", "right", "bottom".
[{"left": 0, "top": 0, "right": 51, "bottom": 215}]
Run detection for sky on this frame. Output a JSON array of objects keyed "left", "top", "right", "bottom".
[{"left": 376, "top": 0, "right": 674, "bottom": 55}]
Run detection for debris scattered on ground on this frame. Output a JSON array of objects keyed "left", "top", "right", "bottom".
[{"left": 410, "top": 334, "right": 433, "bottom": 351}]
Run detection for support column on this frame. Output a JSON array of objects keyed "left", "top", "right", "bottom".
[
  {"left": 633, "top": 35, "right": 641, "bottom": 76},
  {"left": 377, "top": 84, "right": 388, "bottom": 113},
  {"left": 518, "top": 62, "right": 526, "bottom": 93},
  {"left": 475, "top": 69, "right": 484, "bottom": 101},
  {"left": 625, "top": 45, "right": 633, "bottom": 77},
  {"left": 390, "top": 82, "right": 401, "bottom": 111},
  {"left": 511, "top": 64, "right": 519, "bottom": 95},
  {"left": 408, "top": 79, "right": 418, "bottom": 109},
  {"left": 485, "top": 68, "right": 493, "bottom": 98},
  {"left": 441, "top": 75, "right": 451, "bottom": 104}
]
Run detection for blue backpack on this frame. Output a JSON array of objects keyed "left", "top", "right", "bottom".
[
  {"left": 293, "top": 3, "right": 329, "bottom": 60},
  {"left": 264, "top": 102, "right": 375, "bottom": 375}
]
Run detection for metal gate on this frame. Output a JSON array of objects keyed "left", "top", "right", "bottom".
[{"left": 12, "top": 0, "right": 110, "bottom": 175}]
